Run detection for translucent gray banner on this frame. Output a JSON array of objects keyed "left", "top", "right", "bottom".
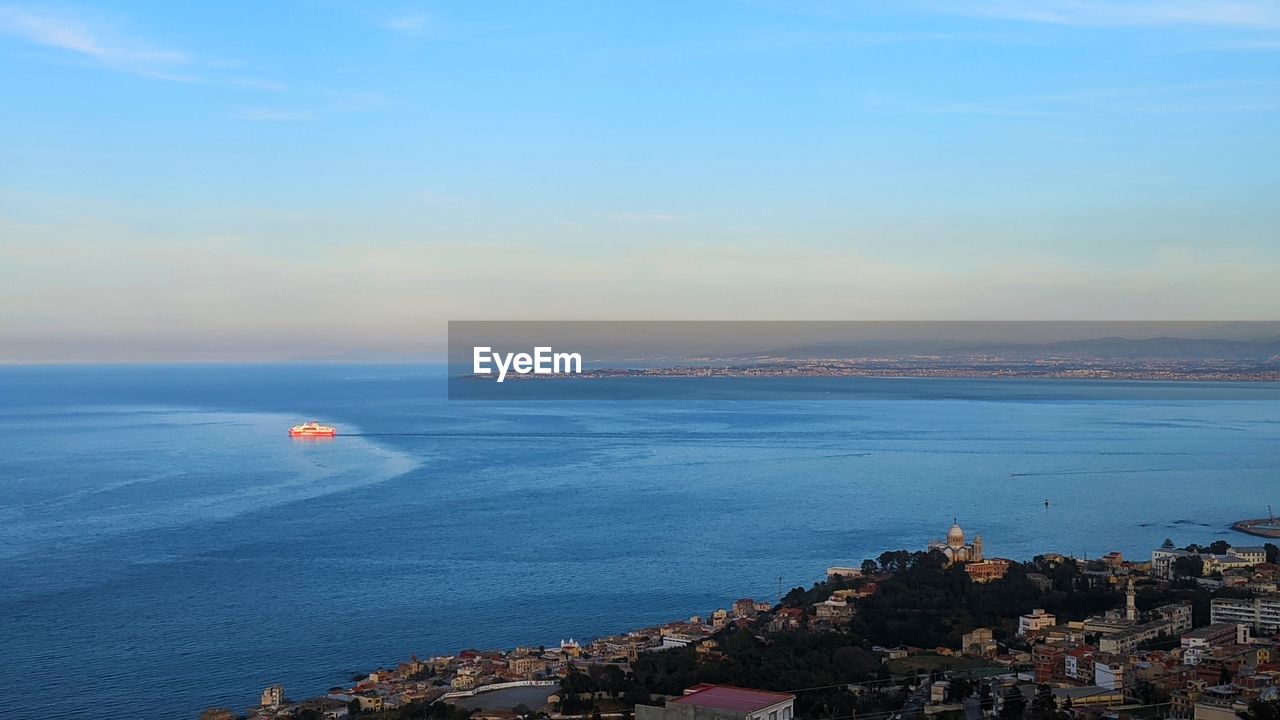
[{"left": 447, "top": 321, "right": 1280, "bottom": 401}]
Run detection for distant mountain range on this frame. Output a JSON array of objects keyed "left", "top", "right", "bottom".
[
  {"left": 299, "top": 336, "right": 1280, "bottom": 366},
  {"left": 758, "top": 336, "right": 1280, "bottom": 362},
  {"left": 288, "top": 349, "right": 434, "bottom": 363}
]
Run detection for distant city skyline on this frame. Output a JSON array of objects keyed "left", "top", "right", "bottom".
[{"left": 2, "top": 1, "right": 1279, "bottom": 362}]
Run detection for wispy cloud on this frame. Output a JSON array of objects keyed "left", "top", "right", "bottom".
[
  {"left": 384, "top": 13, "right": 431, "bottom": 37},
  {"left": 231, "top": 107, "right": 316, "bottom": 122},
  {"left": 931, "top": 1, "right": 1280, "bottom": 29},
  {"left": 611, "top": 212, "right": 688, "bottom": 224},
  {"left": 1221, "top": 37, "right": 1280, "bottom": 47},
  {"left": 328, "top": 91, "right": 388, "bottom": 112},
  {"left": 0, "top": 4, "right": 282, "bottom": 86},
  {"left": 232, "top": 78, "right": 288, "bottom": 91},
  {"left": 0, "top": 4, "right": 189, "bottom": 77},
  {"left": 231, "top": 92, "right": 387, "bottom": 123},
  {"left": 871, "top": 79, "right": 1280, "bottom": 117}
]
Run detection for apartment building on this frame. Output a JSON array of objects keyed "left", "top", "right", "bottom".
[{"left": 1212, "top": 595, "right": 1280, "bottom": 635}]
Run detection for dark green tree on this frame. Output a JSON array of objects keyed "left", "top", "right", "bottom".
[
  {"left": 833, "top": 646, "right": 879, "bottom": 679},
  {"left": 622, "top": 684, "right": 652, "bottom": 708},
  {"left": 878, "top": 550, "right": 912, "bottom": 573},
  {"left": 1173, "top": 556, "right": 1204, "bottom": 578},
  {"left": 589, "top": 664, "right": 627, "bottom": 697},
  {"left": 979, "top": 684, "right": 994, "bottom": 714},
  {"left": 1241, "top": 699, "right": 1280, "bottom": 720},
  {"left": 1029, "top": 684, "right": 1057, "bottom": 720},
  {"left": 1000, "top": 686, "right": 1026, "bottom": 720}
]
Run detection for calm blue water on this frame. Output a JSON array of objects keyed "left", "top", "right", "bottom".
[{"left": 2, "top": 365, "right": 1278, "bottom": 719}]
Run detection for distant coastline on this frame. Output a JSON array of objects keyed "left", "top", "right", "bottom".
[{"left": 482, "top": 359, "right": 1280, "bottom": 383}]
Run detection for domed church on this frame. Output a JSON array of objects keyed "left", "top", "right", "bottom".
[{"left": 927, "top": 520, "right": 984, "bottom": 565}]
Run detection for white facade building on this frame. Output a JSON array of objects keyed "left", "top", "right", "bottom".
[
  {"left": 1019, "top": 609, "right": 1057, "bottom": 637},
  {"left": 1212, "top": 595, "right": 1280, "bottom": 635}
]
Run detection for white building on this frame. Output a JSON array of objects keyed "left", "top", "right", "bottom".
[
  {"left": 1019, "top": 609, "right": 1057, "bottom": 637},
  {"left": 1065, "top": 647, "right": 1094, "bottom": 682},
  {"left": 1095, "top": 659, "right": 1125, "bottom": 690},
  {"left": 813, "top": 597, "right": 854, "bottom": 622},
  {"left": 1181, "top": 627, "right": 1249, "bottom": 667},
  {"left": 662, "top": 633, "right": 701, "bottom": 649},
  {"left": 1211, "top": 595, "right": 1280, "bottom": 635},
  {"left": 1181, "top": 623, "right": 1248, "bottom": 664}
]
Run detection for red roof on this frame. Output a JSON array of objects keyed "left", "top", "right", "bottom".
[{"left": 670, "top": 685, "right": 794, "bottom": 713}]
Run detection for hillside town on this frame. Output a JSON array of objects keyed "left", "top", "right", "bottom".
[{"left": 211, "top": 525, "right": 1280, "bottom": 720}]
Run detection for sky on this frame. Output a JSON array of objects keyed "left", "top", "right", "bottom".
[{"left": 1, "top": 1, "right": 1278, "bottom": 362}]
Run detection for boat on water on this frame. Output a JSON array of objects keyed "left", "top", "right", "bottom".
[{"left": 289, "top": 421, "right": 337, "bottom": 437}]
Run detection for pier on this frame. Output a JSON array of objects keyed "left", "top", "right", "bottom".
[{"left": 1232, "top": 504, "right": 1280, "bottom": 539}]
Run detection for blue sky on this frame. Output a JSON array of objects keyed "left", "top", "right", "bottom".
[{"left": 1, "top": 1, "right": 1278, "bottom": 361}]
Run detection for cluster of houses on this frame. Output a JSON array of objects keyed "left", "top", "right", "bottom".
[
  {"left": 244, "top": 597, "right": 789, "bottom": 720},
  {"left": 1020, "top": 608, "right": 1278, "bottom": 720},
  {"left": 1150, "top": 546, "right": 1269, "bottom": 582},
  {"left": 947, "top": 544, "right": 1280, "bottom": 720},
  {"left": 240, "top": 533, "right": 1280, "bottom": 720}
]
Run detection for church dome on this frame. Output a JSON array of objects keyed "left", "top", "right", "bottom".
[{"left": 948, "top": 523, "right": 965, "bottom": 546}]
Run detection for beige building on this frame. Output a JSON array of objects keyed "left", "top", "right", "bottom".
[
  {"left": 509, "top": 656, "right": 548, "bottom": 676},
  {"left": 1051, "top": 686, "right": 1124, "bottom": 708},
  {"left": 351, "top": 695, "right": 385, "bottom": 712},
  {"left": 260, "top": 685, "right": 284, "bottom": 709},
  {"left": 965, "top": 559, "right": 1010, "bottom": 583},
  {"left": 1192, "top": 685, "right": 1248, "bottom": 720},
  {"left": 961, "top": 628, "right": 998, "bottom": 657},
  {"left": 813, "top": 597, "right": 854, "bottom": 623},
  {"left": 711, "top": 609, "right": 729, "bottom": 629}
]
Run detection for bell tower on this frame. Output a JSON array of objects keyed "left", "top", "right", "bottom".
[{"left": 1125, "top": 577, "right": 1137, "bottom": 622}]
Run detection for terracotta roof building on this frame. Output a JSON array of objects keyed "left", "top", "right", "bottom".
[{"left": 638, "top": 685, "right": 795, "bottom": 720}]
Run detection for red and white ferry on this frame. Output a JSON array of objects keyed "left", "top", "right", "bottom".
[{"left": 288, "top": 421, "right": 337, "bottom": 437}]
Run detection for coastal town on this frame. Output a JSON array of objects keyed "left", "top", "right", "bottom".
[
  {"left": 482, "top": 356, "right": 1280, "bottom": 384},
  {"left": 206, "top": 524, "right": 1280, "bottom": 720}
]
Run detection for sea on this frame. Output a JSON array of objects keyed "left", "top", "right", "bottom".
[{"left": 1, "top": 364, "right": 1278, "bottom": 719}]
